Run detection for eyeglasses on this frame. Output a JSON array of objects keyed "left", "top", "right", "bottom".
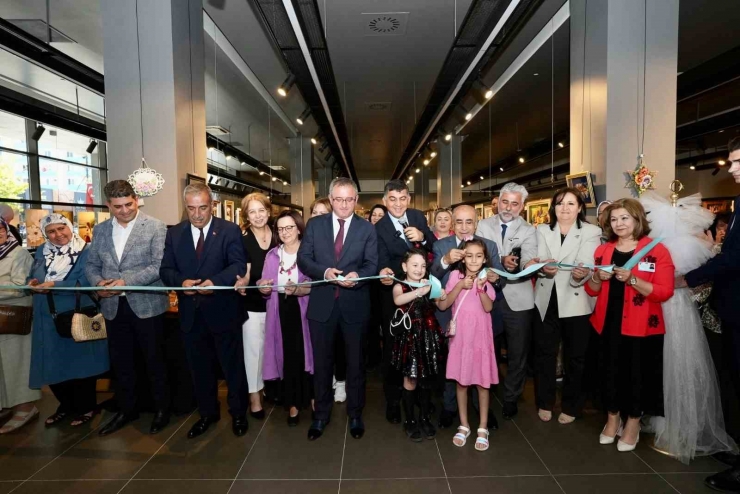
[
  {"left": 276, "top": 225, "right": 296, "bottom": 233},
  {"left": 332, "top": 197, "right": 356, "bottom": 205}
]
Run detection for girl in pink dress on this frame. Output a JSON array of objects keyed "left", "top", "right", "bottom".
[{"left": 438, "top": 239, "right": 498, "bottom": 452}]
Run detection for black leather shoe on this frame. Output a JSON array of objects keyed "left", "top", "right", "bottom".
[
  {"left": 705, "top": 467, "right": 740, "bottom": 493},
  {"left": 98, "top": 412, "right": 139, "bottom": 436},
  {"left": 187, "top": 416, "right": 220, "bottom": 439},
  {"left": 386, "top": 403, "right": 402, "bottom": 424},
  {"left": 438, "top": 409, "right": 456, "bottom": 429},
  {"left": 249, "top": 409, "right": 265, "bottom": 420},
  {"left": 308, "top": 419, "right": 329, "bottom": 441},
  {"left": 232, "top": 415, "right": 248, "bottom": 437},
  {"left": 149, "top": 411, "right": 170, "bottom": 434},
  {"left": 404, "top": 420, "right": 422, "bottom": 442},
  {"left": 714, "top": 452, "right": 739, "bottom": 467},
  {"left": 287, "top": 414, "right": 300, "bottom": 427},
  {"left": 488, "top": 410, "right": 499, "bottom": 431},
  {"left": 349, "top": 417, "right": 365, "bottom": 439},
  {"left": 419, "top": 419, "right": 436, "bottom": 439},
  {"left": 502, "top": 402, "right": 518, "bottom": 420}
]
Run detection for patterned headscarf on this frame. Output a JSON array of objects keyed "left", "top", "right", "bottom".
[
  {"left": 41, "top": 213, "right": 87, "bottom": 282},
  {"left": 0, "top": 217, "right": 19, "bottom": 262}
]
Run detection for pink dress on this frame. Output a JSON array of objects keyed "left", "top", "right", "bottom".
[{"left": 445, "top": 272, "right": 499, "bottom": 388}]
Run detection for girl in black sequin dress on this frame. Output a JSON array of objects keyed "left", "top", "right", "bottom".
[{"left": 391, "top": 249, "right": 445, "bottom": 442}]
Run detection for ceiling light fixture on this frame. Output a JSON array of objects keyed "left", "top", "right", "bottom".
[
  {"left": 283, "top": 181, "right": 288, "bottom": 186},
  {"left": 454, "top": 106, "right": 471, "bottom": 125},
  {"left": 460, "top": 184, "right": 464, "bottom": 188},
  {"left": 226, "top": 155, "right": 232, "bottom": 160},
  {"left": 31, "top": 124, "right": 46, "bottom": 141},
  {"left": 277, "top": 73, "right": 296, "bottom": 97},
  {"left": 318, "top": 140, "right": 329, "bottom": 152},
  {"left": 259, "top": 171, "right": 265, "bottom": 176},
  {"left": 415, "top": 168, "right": 420, "bottom": 173},
  {"left": 423, "top": 159, "right": 430, "bottom": 165},
  {"left": 86, "top": 140, "right": 98, "bottom": 153},
  {"left": 471, "top": 79, "right": 494, "bottom": 105},
  {"left": 719, "top": 160, "right": 726, "bottom": 165},
  {"left": 500, "top": 167, "right": 504, "bottom": 171},
  {"left": 558, "top": 142, "right": 564, "bottom": 148},
  {"left": 311, "top": 138, "right": 317, "bottom": 145},
  {"left": 430, "top": 151, "right": 437, "bottom": 158},
  {"left": 208, "top": 146, "right": 215, "bottom": 152},
  {"left": 296, "top": 107, "right": 311, "bottom": 125},
  {"left": 466, "top": 181, "right": 471, "bottom": 185},
  {"left": 272, "top": 177, "right": 278, "bottom": 182},
  {"left": 689, "top": 165, "right": 695, "bottom": 170},
  {"left": 445, "top": 134, "right": 452, "bottom": 141},
  {"left": 518, "top": 157, "right": 525, "bottom": 163},
  {"left": 480, "top": 176, "right": 484, "bottom": 180}
]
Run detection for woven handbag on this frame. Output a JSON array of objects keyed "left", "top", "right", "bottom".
[{"left": 47, "top": 284, "right": 106, "bottom": 342}]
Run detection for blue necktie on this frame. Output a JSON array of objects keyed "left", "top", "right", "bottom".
[{"left": 501, "top": 223, "right": 508, "bottom": 242}]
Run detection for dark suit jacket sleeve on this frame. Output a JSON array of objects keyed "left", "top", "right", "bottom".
[
  {"left": 431, "top": 239, "right": 449, "bottom": 280},
  {"left": 357, "top": 225, "right": 379, "bottom": 281},
  {"left": 160, "top": 228, "right": 185, "bottom": 287},
  {"left": 210, "top": 226, "right": 247, "bottom": 287},
  {"left": 685, "top": 242, "right": 740, "bottom": 287},
  {"left": 376, "top": 223, "right": 392, "bottom": 274},
  {"left": 297, "top": 218, "right": 330, "bottom": 280}
]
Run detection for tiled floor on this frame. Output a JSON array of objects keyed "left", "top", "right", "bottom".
[{"left": 0, "top": 372, "right": 727, "bottom": 494}]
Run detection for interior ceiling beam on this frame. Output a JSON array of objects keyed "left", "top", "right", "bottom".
[
  {"left": 206, "top": 135, "right": 290, "bottom": 182},
  {"left": 251, "top": 0, "right": 359, "bottom": 189},
  {"left": 0, "top": 18, "right": 104, "bottom": 96},
  {"left": 678, "top": 44, "right": 740, "bottom": 102},
  {"left": 391, "top": 0, "right": 544, "bottom": 180}
]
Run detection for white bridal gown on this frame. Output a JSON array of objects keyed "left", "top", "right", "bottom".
[{"left": 640, "top": 191, "right": 737, "bottom": 464}]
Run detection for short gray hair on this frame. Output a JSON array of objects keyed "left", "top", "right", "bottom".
[
  {"left": 329, "top": 177, "right": 358, "bottom": 197},
  {"left": 183, "top": 182, "right": 213, "bottom": 201},
  {"left": 499, "top": 182, "right": 528, "bottom": 202}
]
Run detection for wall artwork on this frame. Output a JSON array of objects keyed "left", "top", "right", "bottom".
[
  {"left": 224, "top": 200, "right": 235, "bottom": 223},
  {"left": 702, "top": 199, "right": 734, "bottom": 214},
  {"left": 78, "top": 211, "right": 96, "bottom": 242},
  {"left": 526, "top": 199, "right": 551, "bottom": 226},
  {"left": 98, "top": 212, "right": 111, "bottom": 223},
  {"left": 25, "top": 209, "right": 49, "bottom": 248},
  {"left": 566, "top": 171, "right": 597, "bottom": 207},
  {"left": 53, "top": 210, "right": 73, "bottom": 224},
  {"left": 235, "top": 207, "right": 243, "bottom": 226},
  {"left": 212, "top": 200, "right": 222, "bottom": 218}
]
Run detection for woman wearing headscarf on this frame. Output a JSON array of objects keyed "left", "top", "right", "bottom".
[
  {"left": 27, "top": 214, "right": 109, "bottom": 427},
  {"left": 0, "top": 218, "right": 40, "bottom": 434}
]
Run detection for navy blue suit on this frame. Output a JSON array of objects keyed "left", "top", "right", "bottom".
[
  {"left": 375, "top": 208, "right": 436, "bottom": 405},
  {"left": 298, "top": 213, "right": 378, "bottom": 420},
  {"left": 160, "top": 217, "right": 248, "bottom": 418}
]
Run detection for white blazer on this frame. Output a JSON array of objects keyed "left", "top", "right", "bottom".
[{"left": 534, "top": 221, "right": 602, "bottom": 321}]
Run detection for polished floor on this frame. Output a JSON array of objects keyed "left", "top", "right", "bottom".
[{"left": 0, "top": 371, "right": 726, "bottom": 494}]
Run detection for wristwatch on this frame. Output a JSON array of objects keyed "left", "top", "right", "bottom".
[{"left": 628, "top": 276, "right": 638, "bottom": 286}]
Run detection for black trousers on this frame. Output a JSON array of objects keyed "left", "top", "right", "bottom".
[
  {"left": 501, "top": 299, "right": 534, "bottom": 405},
  {"left": 107, "top": 298, "right": 169, "bottom": 414},
  {"left": 381, "top": 289, "right": 403, "bottom": 406},
  {"left": 49, "top": 376, "right": 98, "bottom": 415},
  {"left": 335, "top": 331, "right": 347, "bottom": 382},
  {"left": 182, "top": 310, "right": 248, "bottom": 418},
  {"left": 310, "top": 305, "right": 366, "bottom": 420},
  {"left": 533, "top": 302, "right": 591, "bottom": 416},
  {"left": 720, "top": 319, "right": 740, "bottom": 437},
  {"left": 365, "top": 282, "right": 384, "bottom": 368}
]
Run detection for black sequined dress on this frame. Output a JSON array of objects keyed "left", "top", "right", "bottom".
[{"left": 390, "top": 284, "right": 443, "bottom": 379}]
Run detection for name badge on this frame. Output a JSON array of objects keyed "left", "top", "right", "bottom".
[{"left": 638, "top": 262, "right": 656, "bottom": 273}]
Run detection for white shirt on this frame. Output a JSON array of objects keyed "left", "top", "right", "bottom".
[
  {"left": 332, "top": 213, "right": 352, "bottom": 243},
  {"left": 112, "top": 212, "right": 139, "bottom": 262},
  {"left": 191, "top": 218, "right": 213, "bottom": 249},
  {"left": 388, "top": 212, "right": 409, "bottom": 237},
  {"left": 277, "top": 248, "right": 299, "bottom": 293}
]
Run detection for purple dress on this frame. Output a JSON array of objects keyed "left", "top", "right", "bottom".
[{"left": 445, "top": 272, "right": 499, "bottom": 388}]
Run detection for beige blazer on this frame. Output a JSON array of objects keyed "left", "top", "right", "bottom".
[
  {"left": 476, "top": 215, "right": 538, "bottom": 311},
  {"left": 533, "top": 221, "right": 602, "bottom": 321}
]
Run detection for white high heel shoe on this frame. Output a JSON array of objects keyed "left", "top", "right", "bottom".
[
  {"left": 599, "top": 419, "right": 623, "bottom": 445},
  {"left": 617, "top": 429, "right": 640, "bottom": 452}
]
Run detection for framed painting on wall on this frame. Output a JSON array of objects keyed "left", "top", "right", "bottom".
[
  {"left": 25, "top": 209, "right": 49, "bottom": 248},
  {"left": 566, "top": 171, "right": 597, "bottom": 207},
  {"left": 235, "top": 208, "right": 243, "bottom": 226},
  {"left": 212, "top": 200, "right": 221, "bottom": 218},
  {"left": 702, "top": 199, "right": 733, "bottom": 214},
  {"left": 526, "top": 199, "right": 551, "bottom": 226},
  {"left": 224, "top": 200, "right": 235, "bottom": 223}
]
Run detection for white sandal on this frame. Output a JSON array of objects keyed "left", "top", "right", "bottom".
[
  {"left": 452, "top": 425, "right": 471, "bottom": 447},
  {"left": 0, "top": 407, "right": 39, "bottom": 434},
  {"left": 475, "top": 428, "right": 490, "bottom": 451}
]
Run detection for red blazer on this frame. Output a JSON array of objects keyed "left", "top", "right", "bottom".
[{"left": 585, "top": 236, "right": 675, "bottom": 337}]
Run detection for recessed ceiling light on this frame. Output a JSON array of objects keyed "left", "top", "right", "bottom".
[
  {"left": 518, "top": 157, "right": 525, "bottom": 163},
  {"left": 460, "top": 184, "right": 464, "bottom": 188},
  {"left": 466, "top": 181, "right": 471, "bottom": 185},
  {"left": 500, "top": 167, "right": 504, "bottom": 171},
  {"left": 558, "top": 142, "right": 564, "bottom": 148},
  {"left": 415, "top": 168, "right": 420, "bottom": 173},
  {"left": 272, "top": 177, "right": 278, "bottom": 182},
  {"left": 445, "top": 134, "right": 452, "bottom": 141},
  {"left": 480, "top": 176, "right": 484, "bottom": 180},
  {"left": 719, "top": 160, "right": 726, "bottom": 165},
  {"left": 485, "top": 89, "right": 494, "bottom": 99},
  {"left": 311, "top": 138, "right": 317, "bottom": 145},
  {"left": 259, "top": 171, "right": 265, "bottom": 176},
  {"left": 690, "top": 165, "right": 696, "bottom": 170},
  {"left": 720, "top": 129, "right": 725, "bottom": 133},
  {"left": 430, "top": 151, "right": 437, "bottom": 158},
  {"left": 533, "top": 73, "right": 539, "bottom": 76},
  {"left": 465, "top": 113, "right": 473, "bottom": 121},
  {"left": 423, "top": 159, "right": 430, "bottom": 165},
  {"left": 283, "top": 181, "right": 288, "bottom": 186}
]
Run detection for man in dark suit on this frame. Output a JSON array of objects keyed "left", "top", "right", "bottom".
[
  {"left": 297, "top": 177, "right": 378, "bottom": 441},
  {"left": 160, "top": 183, "right": 249, "bottom": 439},
  {"left": 681, "top": 137, "right": 740, "bottom": 492},
  {"left": 430, "top": 204, "right": 504, "bottom": 430},
  {"left": 376, "top": 179, "right": 436, "bottom": 423}
]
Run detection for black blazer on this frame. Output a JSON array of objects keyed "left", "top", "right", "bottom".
[
  {"left": 160, "top": 217, "right": 247, "bottom": 332},
  {"left": 297, "top": 213, "right": 378, "bottom": 323},
  {"left": 686, "top": 195, "right": 740, "bottom": 321},
  {"left": 376, "top": 208, "right": 436, "bottom": 278}
]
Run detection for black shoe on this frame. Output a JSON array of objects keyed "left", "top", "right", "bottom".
[
  {"left": 438, "top": 409, "right": 456, "bottom": 429},
  {"left": 98, "top": 412, "right": 139, "bottom": 436},
  {"left": 287, "top": 414, "right": 300, "bottom": 427},
  {"left": 350, "top": 417, "right": 365, "bottom": 439},
  {"left": 714, "top": 452, "right": 739, "bottom": 467},
  {"left": 149, "top": 411, "right": 170, "bottom": 435},
  {"left": 705, "top": 467, "right": 740, "bottom": 493},
  {"left": 308, "top": 419, "right": 329, "bottom": 441},
  {"left": 419, "top": 419, "right": 436, "bottom": 440},
  {"left": 488, "top": 410, "right": 499, "bottom": 431},
  {"left": 232, "top": 415, "right": 248, "bottom": 437},
  {"left": 502, "top": 402, "right": 518, "bottom": 420},
  {"left": 386, "top": 402, "right": 402, "bottom": 424},
  {"left": 187, "top": 416, "right": 220, "bottom": 439},
  {"left": 404, "top": 420, "right": 423, "bottom": 442},
  {"left": 249, "top": 409, "right": 265, "bottom": 420}
]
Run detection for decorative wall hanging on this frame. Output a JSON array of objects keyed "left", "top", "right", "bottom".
[
  {"left": 624, "top": 156, "right": 657, "bottom": 196},
  {"left": 128, "top": 159, "right": 165, "bottom": 198}
]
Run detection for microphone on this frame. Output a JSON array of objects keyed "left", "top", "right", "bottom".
[{"left": 399, "top": 221, "right": 409, "bottom": 229}]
